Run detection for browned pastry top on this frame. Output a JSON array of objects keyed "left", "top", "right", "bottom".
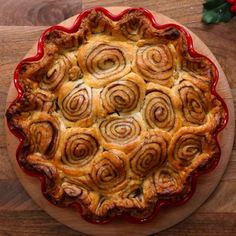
[{"left": 6, "top": 9, "right": 225, "bottom": 221}]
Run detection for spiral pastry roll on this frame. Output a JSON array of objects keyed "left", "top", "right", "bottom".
[
  {"left": 98, "top": 114, "right": 145, "bottom": 152},
  {"left": 153, "top": 167, "right": 184, "bottom": 195},
  {"left": 58, "top": 82, "right": 94, "bottom": 127},
  {"left": 41, "top": 52, "right": 82, "bottom": 91},
  {"left": 168, "top": 128, "right": 218, "bottom": 171},
  {"left": 90, "top": 149, "right": 128, "bottom": 195},
  {"left": 78, "top": 40, "right": 133, "bottom": 87},
  {"left": 177, "top": 79, "right": 208, "bottom": 125},
  {"left": 182, "top": 56, "right": 213, "bottom": 77},
  {"left": 26, "top": 154, "right": 58, "bottom": 180},
  {"left": 129, "top": 130, "right": 170, "bottom": 177},
  {"left": 62, "top": 179, "right": 91, "bottom": 198},
  {"left": 85, "top": 10, "right": 113, "bottom": 34},
  {"left": 180, "top": 71, "right": 211, "bottom": 92},
  {"left": 62, "top": 179, "right": 101, "bottom": 214},
  {"left": 26, "top": 112, "right": 60, "bottom": 158},
  {"left": 30, "top": 89, "right": 56, "bottom": 113},
  {"left": 99, "top": 73, "right": 146, "bottom": 116},
  {"left": 133, "top": 43, "right": 175, "bottom": 87},
  {"left": 116, "top": 11, "right": 155, "bottom": 41},
  {"left": 8, "top": 89, "right": 56, "bottom": 115},
  {"left": 41, "top": 55, "right": 68, "bottom": 91},
  {"left": 56, "top": 128, "right": 100, "bottom": 175},
  {"left": 143, "top": 83, "right": 181, "bottom": 132},
  {"left": 41, "top": 54, "right": 69, "bottom": 91},
  {"left": 142, "top": 165, "right": 185, "bottom": 203}
]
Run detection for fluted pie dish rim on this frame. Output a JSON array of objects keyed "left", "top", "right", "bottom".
[{"left": 6, "top": 7, "right": 229, "bottom": 224}]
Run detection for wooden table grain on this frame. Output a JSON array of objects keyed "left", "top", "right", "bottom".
[{"left": 0, "top": 0, "right": 236, "bottom": 235}]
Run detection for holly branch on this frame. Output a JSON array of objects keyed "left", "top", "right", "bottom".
[{"left": 202, "top": 0, "right": 236, "bottom": 24}]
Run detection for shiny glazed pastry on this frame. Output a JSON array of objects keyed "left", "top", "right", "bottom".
[{"left": 6, "top": 8, "right": 226, "bottom": 222}]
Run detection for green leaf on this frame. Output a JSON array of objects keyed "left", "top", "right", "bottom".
[
  {"left": 202, "top": 0, "right": 234, "bottom": 24},
  {"left": 202, "top": 10, "right": 219, "bottom": 24},
  {"left": 219, "top": 3, "right": 234, "bottom": 22},
  {"left": 203, "top": 0, "right": 226, "bottom": 10}
]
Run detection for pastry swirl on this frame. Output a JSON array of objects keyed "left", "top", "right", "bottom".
[
  {"left": 85, "top": 10, "right": 112, "bottom": 34},
  {"left": 9, "top": 89, "right": 55, "bottom": 114},
  {"left": 143, "top": 84, "right": 179, "bottom": 132},
  {"left": 174, "top": 133, "right": 204, "bottom": 166},
  {"left": 117, "top": 11, "right": 154, "bottom": 41},
  {"left": 86, "top": 44, "right": 125, "bottom": 79},
  {"left": 90, "top": 150, "right": 127, "bottom": 195},
  {"left": 61, "top": 128, "right": 99, "bottom": 167},
  {"left": 100, "top": 73, "right": 146, "bottom": 115},
  {"left": 26, "top": 154, "right": 57, "bottom": 178},
  {"left": 53, "top": 128, "right": 100, "bottom": 177},
  {"left": 78, "top": 41, "right": 132, "bottom": 87},
  {"left": 178, "top": 79, "right": 207, "bottom": 125},
  {"left": 27, "top": 113, "right": 60, "bottom": 158},
  {"left": 99, "top": 115, "right": 144, "bottom": 152},
  {"left": 134, "top": 44, "right": 174, "bottom": 86},
  {"left": 182, "top": 56, "right": 212, "bottom": 77},
  {"left": 58, "top": 82, "right": 93, "bottom": 127},
  {"left": 154, "top": 167, "right": 184, "bottom": 195},
  {"left": 41, "top": 55, "right": 69, "bottom": 91},
  {"left": 40, "top": 51, "right": 81, "bottom": 91},
  {"left": 29, "top": 89, "right": 55, "bottom": 113},
  {"left": 168, "top": 128, "right": 218, "bottom": 171},
  {"left": 129, "top": 131, "right": 170, "bottom": 177},
  {"left": 62, "top": 180, "right": 91, "bottom": 198}
]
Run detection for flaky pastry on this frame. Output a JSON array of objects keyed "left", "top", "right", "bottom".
[{"left": 6, "top": 8, "right": 226, "bottom": 223}]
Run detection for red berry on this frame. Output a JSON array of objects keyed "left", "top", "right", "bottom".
[
  {"left": 227, "top": 0, "right": 236, "bottom": 4},
  {"left": 231, "top": 5, "right": 236, "bottom": 12},
  {"left": 230, "top": 5, "right": 236, "bottom": 13}
]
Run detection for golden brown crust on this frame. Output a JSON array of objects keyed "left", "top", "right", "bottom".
[
  {"left": 129, "top": 130, "right": 171, "bottom": 178},
  {"left": 98, "top": 72, "right": 146, "bottom": 116},
  {"left": 77, "top": 38, "right": 133, "bottom": 88},
  {"left": 98, "top": 113, "right": 146, "bottom": 153},
  {"left": 57, "top": 81, "right": 95, "bottom": 127},
  {"left": 143, "top": 83, "right": 182, "bottom": 133},
  {"left": 6, "top": 9, "right": 225, "bottom": 221},
  {"left": 133, "top": 42, "right": 175, "bottom": 86}
]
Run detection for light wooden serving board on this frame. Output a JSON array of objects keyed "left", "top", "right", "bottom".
[{"left": 5, "top": 7, "right": 235, "bottom": 236}]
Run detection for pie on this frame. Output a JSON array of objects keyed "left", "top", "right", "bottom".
[{"left": 6, "top": 7, "right": 227, "bottom": 223}]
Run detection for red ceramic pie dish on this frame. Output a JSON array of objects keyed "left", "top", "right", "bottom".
[{"left": 6, "top": 7, "right": 228, "bottom": 224}]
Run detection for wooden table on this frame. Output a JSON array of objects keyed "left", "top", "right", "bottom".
[{"left": 0, "top": 0, "right": 236, "bottom": 235}]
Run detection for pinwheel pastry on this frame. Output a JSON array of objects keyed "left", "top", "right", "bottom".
[{"left": 6, "top": 8, "right": 227, "bottom": 223}]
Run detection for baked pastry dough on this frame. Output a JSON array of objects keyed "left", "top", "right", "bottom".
[{"left": 6, "top": 8, "right": 226, "bottom": 222}]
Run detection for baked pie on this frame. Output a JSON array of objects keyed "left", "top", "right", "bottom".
[{"left": 6, "top": 7, "right": 227, "bottom": 223}]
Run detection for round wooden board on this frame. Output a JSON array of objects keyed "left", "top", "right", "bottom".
[{"left": 5, "top": 7, "right": 235, "bottom": 236}]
